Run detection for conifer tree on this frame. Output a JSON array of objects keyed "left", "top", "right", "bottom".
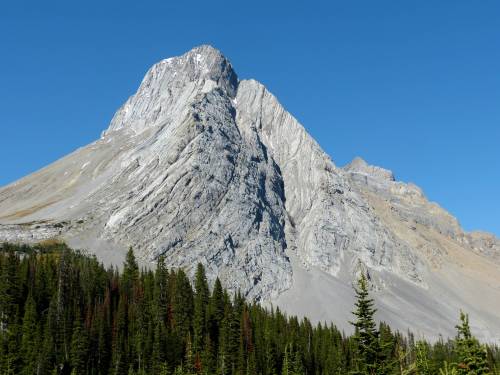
[
  {"left": 209, "top": 277, "right": 225, "bottom": 349},
  {"left": 1, "top": 243, "right": 500, "bottom": 375},
  {"left": 0, "top": 251, "right": 20, "bottom": 330},
  {"left": 151, "top": 320, "right": 165, "bottom": 374},
  {"left": 95, "top": 302, "right": 111, "bottom": 375},
  {"left": 56, "top": 248, "right": 72, "bottom": 364},
  {"left": 263, "top": 316, "right": 277, "bottom": 375},
  {"left": 172, "top": 269, "right": 194, "bottom": 340},
  {"left": 193, "top": 263, "right": 209, "bottom": 353},
  {"left": 202, "top": 334, "right": 216, "bottom": 374},
  {"left": 111, "top": 295, "right": 129, "bottom": 375},
  {"left": 281, "top": 344, "right": 291, "bottom": 375},
  {"left": 439, "top": 361, "right": 458, "bottom": 375},
  {"left": 378, "top": 322, "right": 396, "bottom": 374},
  {"left": 20, "top": 294, "right": 39, "bottom": 375},
  {"left": 184, "top": 333, "right": 195, "bottom": 374},
  {"left": 158, "top": 362, "right": 170, "bottom": 375},
  {"left": 70, "top": 314, "right": 89, "bottom": 374},
  {"left": 350, "top": 271, "right": 380, "bottom": 374},
  {"left": 454, "top": 311, "right": 489, "bottom": 375},
  {"left": 154, "top": 255, "right": 169, "bottom": 323},
  {"left": 246, "top": 352, "right": 257, "bottom": 375},
  {"left": 414, "top": 341, "right": 431, "bottom": 375},
  {"left": 291, "top": 348, "right": 305, "bottom": 375},
  {"left": 3, "top": 319, "right": 20, "bottom": 375},
  {"left": 122, "top": 247, "right": 139, "bottom": 294}
]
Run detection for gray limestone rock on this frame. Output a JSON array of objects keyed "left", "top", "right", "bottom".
[{"left": 1, "top": 45, "right": 499, "bottom": 341}]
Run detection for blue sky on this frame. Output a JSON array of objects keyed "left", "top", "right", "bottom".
[{"left": 0, "top": 1, "right": 499, "bottom": 235}]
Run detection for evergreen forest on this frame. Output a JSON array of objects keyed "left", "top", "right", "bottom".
[{"left": 0, "top": 242, "right": 498, "bottom": 374}]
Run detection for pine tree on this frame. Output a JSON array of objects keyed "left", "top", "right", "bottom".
[
  {"left": 350, "top": 271, "right": 380, "bottom": 374},
  {"left": 454, "top": 311, "right": 489, "bottom": 375}
]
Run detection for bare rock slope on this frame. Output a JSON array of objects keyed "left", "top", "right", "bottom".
[{"left": 1, "top": 45, "right": 499, "bottom": 340}]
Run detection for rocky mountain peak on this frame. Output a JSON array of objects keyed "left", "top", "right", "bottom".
[
  {"left": 173, "top": 44, "right": 238, "bottom": 95},
  {"left": 104, "top": 45, "right": 238, "bottom": 136},
  {"left": 1, "top": 46, "right": 500, "bottom": 341}
]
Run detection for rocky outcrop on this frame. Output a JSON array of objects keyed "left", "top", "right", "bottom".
[
  {"left": 235, "top": 80, "right": 424, "bottom": 287},
  {"left": 0, "top": 45, "right": 499, "bottom": 339}
]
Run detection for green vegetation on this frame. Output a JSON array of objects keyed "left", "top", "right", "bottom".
[{"left": 0, "top": 242, "right": 498, "bottom": 374}]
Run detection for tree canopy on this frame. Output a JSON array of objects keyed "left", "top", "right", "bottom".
[{"left": 0, "top": 242, "right": 498, "bottom": 375}]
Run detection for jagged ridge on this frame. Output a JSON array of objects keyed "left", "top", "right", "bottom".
[{"left": 0, "top": 45, "right": 499, "bottom": 340}]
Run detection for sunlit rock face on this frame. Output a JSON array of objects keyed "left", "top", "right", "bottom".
[{"left": 1, "top": 45, "right": 499, "bottom": 340}]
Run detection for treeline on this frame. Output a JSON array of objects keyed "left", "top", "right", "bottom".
[{"left": 0, "top": 242, "right": 498, "bottom": 374}]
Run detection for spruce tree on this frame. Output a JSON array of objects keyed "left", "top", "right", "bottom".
[
  {"left": 123, "top": 247, "right": 139, "bottom": 294},
  {"left": 172, "top": 269, "right": 194, "bottom": 340},
  {"left": 209, "top": 277, "right": 225, "bottom": 350},
  {"left": 20, "top": 294, "right": 39, "bottom": 375},
  {"left": 350, "top": 271, "right": 380, "bottom": 374},
  {"left": 454, "top": 311, "right": 489, "bottom": 375},
  {"left": 154, "top": 255, "right": 169, "bottom": 323},
  {"left": 193, "top": 263, "right": 209, "bottom": 353},
  {"left": 378, "top": 322, "right": 395, "bottom": 374}
]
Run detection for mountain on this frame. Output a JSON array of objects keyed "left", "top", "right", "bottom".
[{"left": 1, "top": 45, "right": 499, "bottom": 341}]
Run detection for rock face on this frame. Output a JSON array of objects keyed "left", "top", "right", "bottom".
[{"left": 1, "top": 45, "right": 499, "bottom": 340}]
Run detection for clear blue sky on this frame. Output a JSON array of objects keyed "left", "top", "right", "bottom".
[{"left": 1, "top": 1, "right": 499, "bottom": 235}]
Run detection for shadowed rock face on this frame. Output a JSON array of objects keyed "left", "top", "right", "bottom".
[{"left": 1, "top": 45, "right": 499, "bottom": 340}]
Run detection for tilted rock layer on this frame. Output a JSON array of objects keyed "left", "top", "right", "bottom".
[{"left": 1, "top": 45, "right": 499, "bottom": 341}]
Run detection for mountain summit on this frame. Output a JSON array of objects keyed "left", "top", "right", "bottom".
[{"left": 1, "top": 46, "right": 499, "bottom": 341}]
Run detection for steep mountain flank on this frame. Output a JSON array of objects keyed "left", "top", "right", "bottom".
[{"left": 1, "top": 45, "right": 499, "bottom": 340}]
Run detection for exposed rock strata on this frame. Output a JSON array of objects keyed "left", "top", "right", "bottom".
[{"left": 0, "top": 45, "right": 499, "bottom": 339}]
